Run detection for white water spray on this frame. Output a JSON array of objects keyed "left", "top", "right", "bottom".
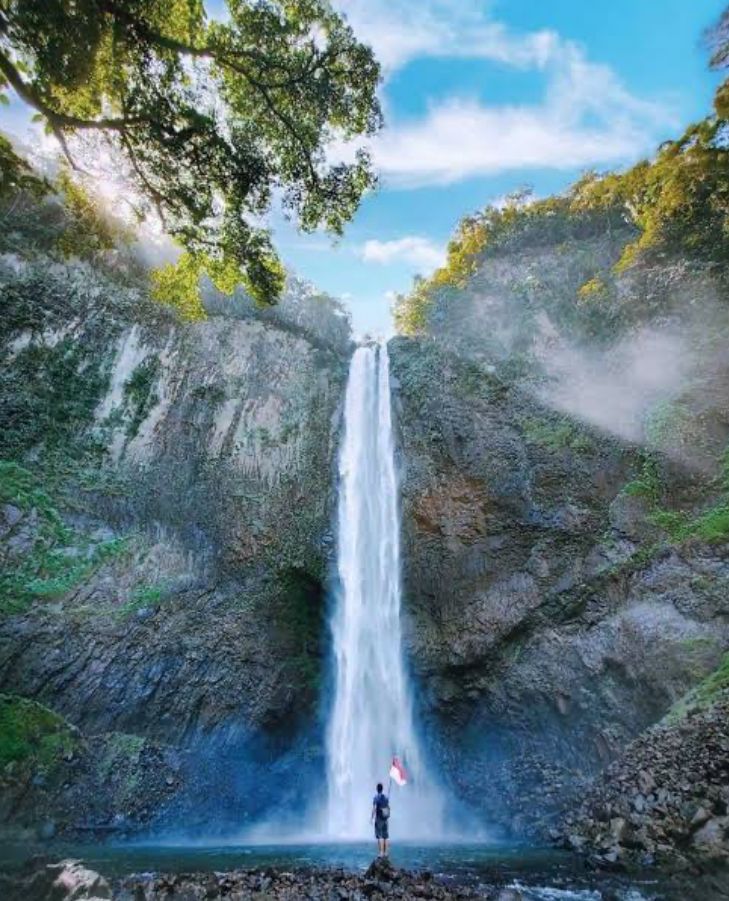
[{"left": 325, "top": 344, "right": 446, "bottom": 840}]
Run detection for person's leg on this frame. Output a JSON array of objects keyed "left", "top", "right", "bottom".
[{"left": 384, "top": 838, "right": 389, "bottom": 856}]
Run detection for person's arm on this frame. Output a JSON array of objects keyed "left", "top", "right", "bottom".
[{"left": 371, "top": 802, "right": 376, "bottom": 822}]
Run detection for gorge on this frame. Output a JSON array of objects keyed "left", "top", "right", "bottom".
[
  {"left": 1, "top": 2, "right": 729, "bottom": 896},
  {"left": 1, "top": 200, "right": 728, "bottom": 892}
]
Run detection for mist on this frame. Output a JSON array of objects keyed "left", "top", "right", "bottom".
[{"left": 535, "top": 326, "right": 693, "bottom": 443}]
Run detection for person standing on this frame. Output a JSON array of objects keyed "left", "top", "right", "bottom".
[{"left": 371, "top": 781, "right": 390, "bottom": 856}]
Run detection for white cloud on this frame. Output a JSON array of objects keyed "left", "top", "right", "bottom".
[
  {"left": 331, "top": 0, "right": 676, "bottom": 187},
  {"left": 359, "top": 236, "right": 445, "bottom": 270},
  {"left": 334, "top": 0, "right": 559, "bottom": 73}
]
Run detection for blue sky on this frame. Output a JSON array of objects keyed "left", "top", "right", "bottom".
[
  {"left": 2, "top": 0, "right": 725, "bottom": 336},
  {"left": 280, "top": 0, "right": 725, "bottom": 336}
]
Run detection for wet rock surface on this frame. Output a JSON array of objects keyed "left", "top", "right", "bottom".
[
  {"left": 0, "top": 859, "right": 112, "bottom": 901},
  {"left": 4, "top": 856, "right": 729, "bottom": 901},
  {"left": 390, "top": 337, "right": 729, "bottom": 838},
  {"left": 0, "top": 724, "right": 184, "bottom": 842}
]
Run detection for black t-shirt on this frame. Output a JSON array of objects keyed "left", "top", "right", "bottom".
[{"left": 373, "top": 792, "right": 389, "bottom": 818}]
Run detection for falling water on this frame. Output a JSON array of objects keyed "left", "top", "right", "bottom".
[{"left": 325, "top": 343, "right": 446, "bottom": 840}]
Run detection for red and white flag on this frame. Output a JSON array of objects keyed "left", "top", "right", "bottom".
[{"left": 389, "top": 756, "right": 407, "bottom": 787}]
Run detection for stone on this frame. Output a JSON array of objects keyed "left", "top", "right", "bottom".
[
  {"left": 48, "top": 860, "right": 112, "bottom": 900},
  {"left": 608, "top": 493, "right": 656, "bottom": 541},
  {"left": 692, "top": 816, "right": 729, "bottom": 850},
  {"left": 690, "top": 807, "right": 713, "bottom": 830},
  {"left": 609, "top": 817, "right": 628, "bottom": 842},
  {"left": 567, "top": 833, "right": 586, "bottom": 850},
  {"left": 637, "top": 770, "right": 656, "bottom": 794},
  {"left": 365, "top": 857, "right": 397, "bottom": 882},
  {"left": 0, "top": 503, "right": 22, "bottom": 531}
]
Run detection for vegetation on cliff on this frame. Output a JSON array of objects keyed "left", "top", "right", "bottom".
[
  {"left": 394, "top": 17, "right": 729, "bottom": 342},
  {"left": 394, "top": 112, "right": 729, "bottom": 340},
  {"left": 0, "top": 694, "right": 77, "bottom": 771}
]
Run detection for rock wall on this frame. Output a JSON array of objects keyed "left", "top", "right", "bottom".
[
  {"left": 0, "top": 255, "right": 350, "bottom": 836},
  {"left": 390, "top": 337, "right": 729, "bottom": 836}
]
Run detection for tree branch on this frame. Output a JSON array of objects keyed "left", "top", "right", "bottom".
[
  {"left": 98, "top": 0, "right": 332, "bottom": 90},
  {"left": 119, "top": 131, "right": 168, "bottom": 227},
  {"left": 0, "top": 50, "right": 144, "bottom": 131}
]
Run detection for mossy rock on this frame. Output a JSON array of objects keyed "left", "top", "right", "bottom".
[
  {"left": 0, "top": 694, "right": 78, "bottom": 773},
  {"left": 667, "top": 652, "right": 729, "bottom": 721},
  {"left": 0, "top": 459, "right": 132, "bottom": 616},
  {"left": 521, "top": 416, "right": 594, "bottom": 453}
]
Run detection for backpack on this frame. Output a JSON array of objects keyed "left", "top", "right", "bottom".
[{"left": 377, "top": 795, "right": 390, "bottom": 820}]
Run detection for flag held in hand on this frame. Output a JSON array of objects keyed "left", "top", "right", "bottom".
[{"left": 389, "top": 756, "right": 407, "bottom": 787}]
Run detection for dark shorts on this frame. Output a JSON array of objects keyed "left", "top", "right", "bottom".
[{"left": 374, "top": 817, "right": 389, "bottom": 840}]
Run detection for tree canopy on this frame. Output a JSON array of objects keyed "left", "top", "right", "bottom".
[{"left": 0, "top": 0, "right": 382, "bottom": 306}]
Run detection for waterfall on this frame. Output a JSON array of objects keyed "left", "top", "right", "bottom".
[{"left": 325, "top": 343, "right": 446, "bottom": 840}]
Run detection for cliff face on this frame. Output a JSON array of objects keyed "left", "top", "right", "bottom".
[
  {"left": 390, "top": 335, "right": 729, "bottom": 837},
  {"left": 3, "top": 229, "right": 729, "bottom": 852},
  {"left": 0, "top": 254, "right": 349, "bottom": 836},
  {"left": 387, "top": 183, "right": 729, "bottom": 844}
]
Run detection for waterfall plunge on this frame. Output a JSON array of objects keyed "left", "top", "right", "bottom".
[{"left": 325, "top": 344, "right": 446, "bottom": 840}]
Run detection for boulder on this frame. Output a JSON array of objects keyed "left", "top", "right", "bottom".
[{"left": 48, "top": 860, "right": 112, "bottom": 900}]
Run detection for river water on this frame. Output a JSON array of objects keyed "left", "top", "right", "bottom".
[{"left": 0, "top": 840, "right": 697, "bottom": 899}]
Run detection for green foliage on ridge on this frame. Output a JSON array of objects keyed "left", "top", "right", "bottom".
[
  {"left": 0, "top": 336, "right": 112, "bottom": 458},
  {"left": 668, "top": 652, "right": 729, "bottom": 721},
  {"left": 0, "top": 154, "right": 142, "bottom": 282},
  {"left": 394, "top": 108, "right": 729, "bottom": 339},
  {"left": 521, "top": 416, "right": 594, "bottom": 454},
  {"left": 0, "top": 461, "right": 129, "bottom": 616},
  {"left": 117, "top": 584, "right": 168, "bottom": 620},
  {"left": 621, "top": 445, "right": 729, "bottom": 546},
  {"left": 0, "top": 133, "right": 48, "bottom": 198},
  {"left": 54, "top": 170, "right": 133, "bottom": 260},
  {"left": 123, "top": 357, "right": 160, "bottom": 439}
]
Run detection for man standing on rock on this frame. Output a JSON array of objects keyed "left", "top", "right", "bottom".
[{"left": 371, "top": 782, "right": 390, "bottom": 856}]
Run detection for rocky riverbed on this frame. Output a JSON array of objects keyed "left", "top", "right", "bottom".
[
  {"left": 560, "top": 691, "right": 729, "bottom": 867},
  {"left": 0, "top": 857, "right": 513, "bottom": 901},
  {"left": 115, "top": 859, "right": 488, "bottom": 900},
  {"left": 4, "top": 854, "right": 729, "bottom": 901}
]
